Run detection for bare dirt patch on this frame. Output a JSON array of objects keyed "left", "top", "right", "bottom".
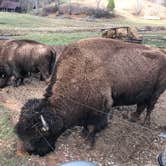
[{"left": 0, "top": 76, "right": 166, "bottom": 166}]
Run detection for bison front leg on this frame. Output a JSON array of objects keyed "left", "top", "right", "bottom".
[
  {"left": 144, "top": 81, "right": 166, "bottom": 126},
  {"left": 9, "top": 65, "right": 24, "bottom": 87},
  {"left": 12, "top": 72, "right": 24, "bottom": 87},
  {"left": 81, "top": 125, "right": 89, "bottom": 138},
  {"left": 85, "top": 115, "right": 108, "bottom": 148},
  {"left": 84, "top": 89, "right": 113, "bottom": 148},
  {"left": 38, "top": 63, "right": 50, "bottom": 82}
]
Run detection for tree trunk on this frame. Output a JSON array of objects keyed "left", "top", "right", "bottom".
[
  {"left": 55, "top": 0, "right": 60, "bottom": 6},
  {"left": 135, "top": 0, "right": 142, "bottom": 15},
  {"left": 68, "top": 0, "right": 71, "bottom": 15},
  {"left": 35, "top": 0, "right": 39, "bottom": 12},
  {"left": 96, "top": 0, "right": 101, "bottom": 9},
  {"left": 55, "top": 0, "right": 60, "bottom": 13}
]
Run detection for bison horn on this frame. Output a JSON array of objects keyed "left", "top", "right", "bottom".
[{"left": 40, "top": 115, "right": 49, "bottom": 131}]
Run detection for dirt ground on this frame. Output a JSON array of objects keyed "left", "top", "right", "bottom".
[{"left": 0, "top": 75, "right": 166, "bottom": 166}]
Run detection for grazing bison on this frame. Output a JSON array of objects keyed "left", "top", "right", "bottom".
[
  {"left": 0, "top": 39, "right": 56, "bottom": 87},
  {"left": 15, "top": 38, "right": 166, "bottom": 156}
]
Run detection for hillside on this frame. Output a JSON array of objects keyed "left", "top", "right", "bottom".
[{"left": 71, "top": 0, "right": 166, "bottom": 19}]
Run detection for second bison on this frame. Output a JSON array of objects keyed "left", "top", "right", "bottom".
[
  {"left": 0, "top": 39, "right": 56, "bottom": 87},
  {"left": 15, "top": 38, "right": 166, "bottom": 156}
]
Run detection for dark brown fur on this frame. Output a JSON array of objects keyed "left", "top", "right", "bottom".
[
  {"left": 0, "top": 39, "right": 56, "bottom": 87},
  {"left": 15, "top": 38, "right": 166, "bottom": 156}
]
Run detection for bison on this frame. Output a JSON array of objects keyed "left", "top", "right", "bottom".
[
  {"left": 0, "top": 39, "right": 56, "bottom": 87},
  {"left": 15, "top": 38, "right": 166, "bottom": 156}
]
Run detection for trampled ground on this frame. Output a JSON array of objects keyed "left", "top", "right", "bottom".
[{"left": 0, "top": 77, "right": 166, "bottom": 166}]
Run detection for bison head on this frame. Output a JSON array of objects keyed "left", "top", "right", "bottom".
[{"left": 15, "top": 99, "right": 64, "bottom": 156}]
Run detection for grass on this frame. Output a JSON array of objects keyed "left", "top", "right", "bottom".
[
  {"left": 0, "top": 106, "right": 14, "bottom": 140},
  {"left": 13, "top": 31, "right": 166, "bottom": 47},
  {"left": 0, "top": 154, "right": 27, "bottom": 166},
  {"left": 141, "top": 31, "right": 166, "bottom": 47},
  {"left": 110, "top": 16, "right": 166, "bottom": 27},
  {"left": 0, "top": 106, "right": 36, "bottom": 166},
  {"left": 0, "top": 12, "right": 165, "bottom": 47},
  {"left": 0, "top": 12, "right": 165, "bottom": 30},
  {"left": 14, "top": 32, "right": 99, "bottom": 45},
  {"left": 142, "top": 37, "right": 166, "bottom": 47},
  {"left": 0, "top": 12, "right": 110, "bottom": 29}
]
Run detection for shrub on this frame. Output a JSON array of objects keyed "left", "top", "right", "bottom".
[
  {"left": 41, "top": 5, "right": 58, "bottom": 16},
  {"left": 107, "top": 0, "right": 115, "bottom": 11}
]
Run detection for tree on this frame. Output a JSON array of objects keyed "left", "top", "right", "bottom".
[
  {"left": 55, "top": 0, "right": 60, "bottom": 13},
  {"left": 96, "top": 0, "right": 102, "bottom": 9},
  {"left": 107, "top": 0, "right": 115, "bottom": 11},
  {"left": 135, "top": 0, "right": 142, "bottom": 15},
  {"left": 68, "top": 0, "right": 71, "bottom": 15},
  {"left": 55, "top": 0, "right": 60, "bottom": 6},
  {"left": 35, "top": 0, "right": 39, "bottom": 11}
]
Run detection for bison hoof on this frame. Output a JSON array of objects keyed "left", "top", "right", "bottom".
[
  {"left": 129, "top": 113, "right": 139, "bottom": 123},
  {"left": 142, "top": 119, "right": 151, "bottom": 127},
  {"left": 128, "top": 117, "right": 137, "bottom": 123},
  {"left": 84, "top": 135, "right": 95, "bottom": 149},
  {"left": 80, "top": 128, "right": 89, "bottom": 139},
  {"left": 83, "top": 143, "right": 93, "bottom": 151},
  {"left": 14, "top": 80, "right": 24, "bottom": 87},
  {"left": 122, "top": 113, "right": 129, "bottom": 120}
]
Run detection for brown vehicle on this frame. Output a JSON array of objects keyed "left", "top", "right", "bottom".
[
  {"left": 101, "top": 26, "right": 142, "bottom": 43},
  {"left": 0, "top": 39, "right": 56, "bottom": 87},
  {"left": 15, "top": 38, "right": 166, "bottom": 156}
]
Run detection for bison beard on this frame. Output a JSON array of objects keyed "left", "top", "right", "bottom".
[{"left": 15, "top": 38, "right": 166, "bottom": 156}]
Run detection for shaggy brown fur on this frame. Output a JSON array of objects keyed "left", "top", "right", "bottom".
[
  {"left": 0, "top": 39, "right": 56, "bottom": 87},
  {"left": 15, "top": 38, "right": 166, "bottom": 156}
]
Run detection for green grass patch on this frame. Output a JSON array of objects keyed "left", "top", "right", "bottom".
[
  {"left": 110, "top": 17, "right": 166, "bottom": 27},
  {"left": 0, "top": 154, "right": 28, "bottom": 166},
  {"left": 142, "top": 37, "right": 166, "bottom": 47},
  {"left": 141, "top": 31, "right": 166, "bottom": 47},
  {"left": 14, "top": 32, "right": 100, "bottom": 45},
  {"left": 0, "top": 106, "right": 15, "bottom": 140},
  {"left": 14, "top": 31, "right": 166, "bottom": 47},
  {"left": 0, "top": 12, "right": 165, "bottom": 30},
  {"left": 0, "top": 106, "right": 34, "bottom": 166}
]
